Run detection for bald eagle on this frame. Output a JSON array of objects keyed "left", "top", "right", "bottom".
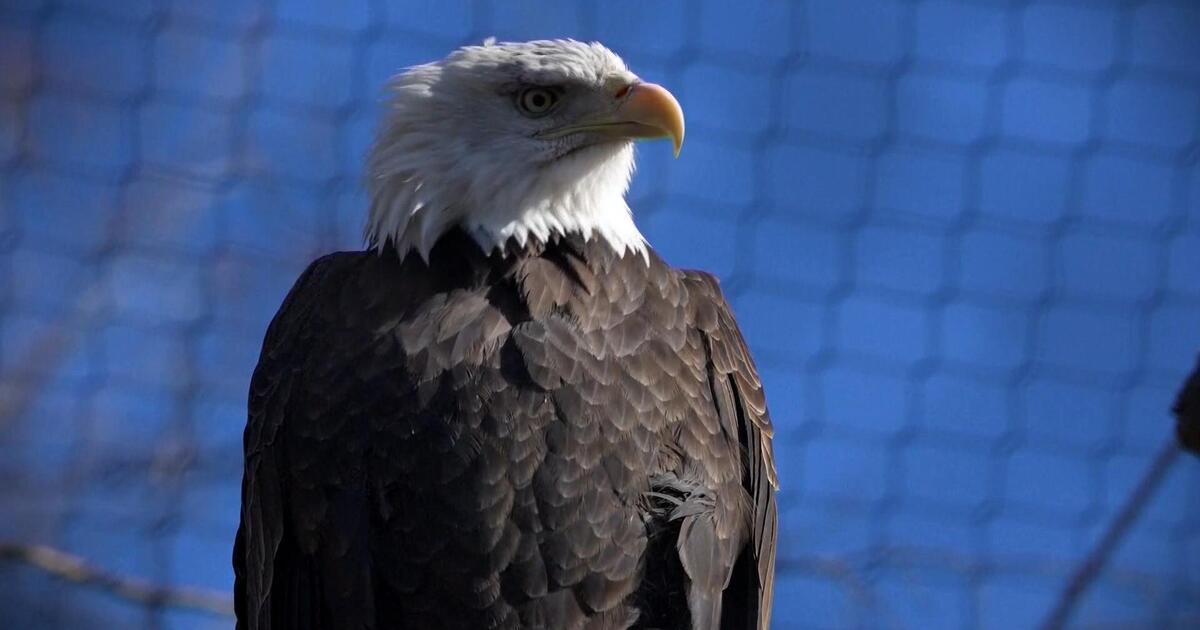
[{"left": 234, "top": 39, "right": 779, "bottom": 630}]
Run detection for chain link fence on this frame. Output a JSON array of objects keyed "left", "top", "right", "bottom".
[{"left": 1, "top": 0, "right": 1198, "bottom": 628}]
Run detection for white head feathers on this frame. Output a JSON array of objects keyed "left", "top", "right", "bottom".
[{"left": 365, "top": 39, "right": 655, "bottom": 261}]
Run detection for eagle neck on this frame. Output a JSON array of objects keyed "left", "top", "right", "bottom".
[{"left": 367, "top": 139, "right": 648, "bottom": 264}]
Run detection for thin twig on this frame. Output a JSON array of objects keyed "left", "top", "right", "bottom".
[
  {"left": 778, "top": 553, "right": 885, "bottom": 626},
  {"left": 0, "top": 286, "right": 104, "bottom": 427},
  {"left": 1039, "top": 439, "right": 1182, "bottom": 630},
  {"left": 0, "top": 166, "right": 201, "bottom": 431},
  {"left": 0, "top": 542, "right": 234, "bottom": 617},
  {"left": 877, "top": 545, "right": 1165, "bottom": 603}
]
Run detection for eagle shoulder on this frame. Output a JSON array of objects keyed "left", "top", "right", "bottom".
[
  {"left": 236, "top": 250, "right": 378, "bottom": 630},
  {"left": 1175, "top": 354, "right": 1200, "bottom": 454}
]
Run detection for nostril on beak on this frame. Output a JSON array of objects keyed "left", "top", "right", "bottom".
[{"left": 614, "top": 84, "right": 632, "bottom": 99}]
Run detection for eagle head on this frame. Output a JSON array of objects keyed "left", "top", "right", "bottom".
[{"left": 365, "top": 39, "right": 685, "bottom": 260}]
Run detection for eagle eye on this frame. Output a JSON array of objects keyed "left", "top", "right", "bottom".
[{"left": 516, "top": 87, "right": 560, "bottom": 117}]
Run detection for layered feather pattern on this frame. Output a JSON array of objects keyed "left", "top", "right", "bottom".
[{"left": 234, "top": 231, "right": 778, "bottom": 629}]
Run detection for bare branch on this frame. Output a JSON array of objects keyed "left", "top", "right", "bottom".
[
  {"left": 1039, "top": 439, "right": 1182, "bottom": 630},
  {"left": 781, "top": 552, "right": 912, "bottom": 630},
  {"left": 0, "top": 542, "right": 234, "bottom": 617},
  {"left": 777, "top": 553, "right": 880, "bottom": 616},
  {"left": 0, "top": 173, "right": 197, "bottom": 431},
  {"left": 0, "top": 286, "right": 104, "bottom": 427}
]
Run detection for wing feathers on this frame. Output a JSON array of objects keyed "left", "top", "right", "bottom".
[{"left": 684, "top": 270, "right": 779, "bottom": 630}]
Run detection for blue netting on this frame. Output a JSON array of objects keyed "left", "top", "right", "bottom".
[{"left": 1, "top": 1, "right": 1198, "bottom": 628}]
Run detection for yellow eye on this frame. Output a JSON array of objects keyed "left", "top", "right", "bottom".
[{"left": 517, "top": 87, "right": 559, "bottom": 116}]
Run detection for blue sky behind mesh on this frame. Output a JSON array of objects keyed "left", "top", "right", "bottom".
[{"left": 1, "top": 1, "right": 1199, "bottom": 628}]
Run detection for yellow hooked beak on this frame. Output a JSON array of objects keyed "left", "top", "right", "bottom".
[{"left": 538, "top": 82, "right": 686, "bottom": 157}]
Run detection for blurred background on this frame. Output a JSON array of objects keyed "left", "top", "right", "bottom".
[{"left": 1, "top": 0, "right": 1198, "bottom": 628}]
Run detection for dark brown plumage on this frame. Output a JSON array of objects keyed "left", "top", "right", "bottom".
[
  {"left": 1174, "top": 355, "right": 1200, "bottom": 454},
  {"left": 233, "top": 229, "right": 778, "bottom": 629}
]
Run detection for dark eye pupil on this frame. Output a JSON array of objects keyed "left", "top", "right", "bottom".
[{"left": 531, "top": 94, "right": 546, "bottom": 108}]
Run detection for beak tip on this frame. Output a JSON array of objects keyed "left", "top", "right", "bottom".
[{"left": 622, "top": 81, "right": 685, "bottom": 159}]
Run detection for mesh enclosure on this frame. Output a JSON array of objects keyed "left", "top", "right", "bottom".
[{"left": 1, "top": 0, "right": 1199, "bottom": 628}]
